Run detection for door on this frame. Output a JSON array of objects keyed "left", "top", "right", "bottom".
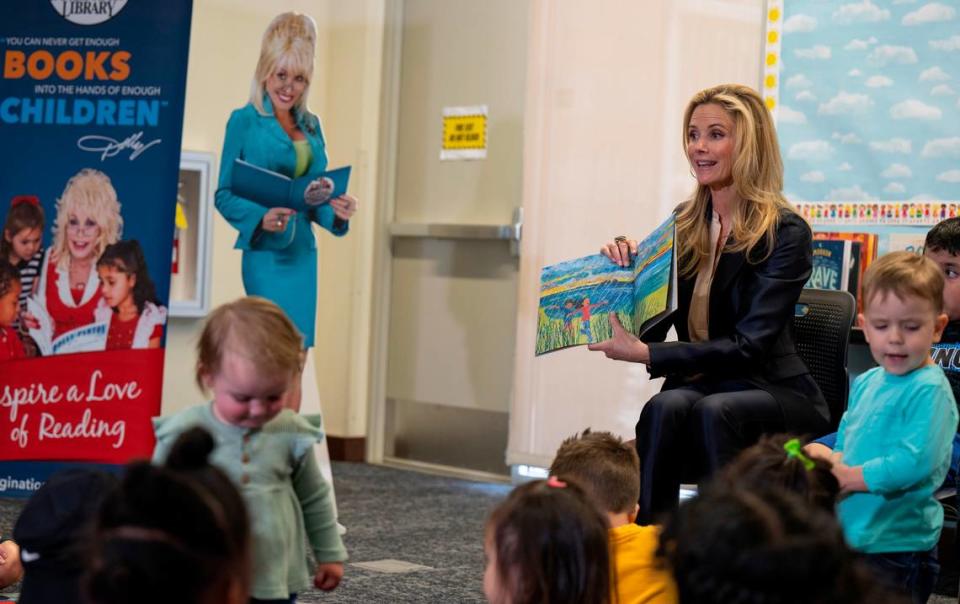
[{"left": 374, "top": 0, "right": 529, "bottom": 477}]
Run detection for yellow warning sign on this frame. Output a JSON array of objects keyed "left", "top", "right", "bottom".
[{"left": 442, "top": 114, "right": 486, "bottom": 150}]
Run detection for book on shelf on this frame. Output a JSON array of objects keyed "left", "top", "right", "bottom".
[
  {"left": 812, "top": 232, "right": 878, "bottom": 312},
  {"left": 535, "top": 215, "right": 677, "bottom": 355},
  {"left": 806, "top": 239, "right": 861, "bottom": 301}
]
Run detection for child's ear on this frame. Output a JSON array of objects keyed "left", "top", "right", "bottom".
[
  {"left": 934, "top": 312, "right": 949, "bottom": 343},
  {"left": 856, "top": 313, "right": 866, "bottom": 335},
  {"left": 2, "top": 230, "right": 10, "bottom": 244},
  {"left": 129, "top": 272, "right": 137, "bottom": 288},
  {"left": 628, "top": 503, "right": 639, "bottom": 524}
]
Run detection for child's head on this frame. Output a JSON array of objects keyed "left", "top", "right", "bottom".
[
  {"left": 51, "top": 168, "right": 123, "bottom": 271},
  {"left": 719, "top": 434, "right": 839, "bottom": 514},
  {"left": 859, "top": 251, "right": 947, "bottom": 375},
  {"left": 924, "top": 216, "right": 960, "bottom": 321},
  {"left": 659, "top": 485, "right": 895, "bottom": 604},
  {"left": 196, "top": 297, "right": 303, "bottom": 428},
  {"left": 0, "top": 262, "right": 21, "bottom": 327},
  {"left": 86, "top": 427, "right": 249, "bottom": 604},
  {"left": 97, "top": 240, "right": 158, "bottom": 314},
  {"left": 484, "top": 478, "right": 610, "bottom": 604},
  {"left": 549, "top": 428, "right": 639, "bottom": 523},
  {"left": 2, "top": 195, "right": 44, "bottom": 263}
]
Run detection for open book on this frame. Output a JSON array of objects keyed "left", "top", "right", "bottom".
[
  {"left": 231, "top": 159, "right": 351, "bottom": 209},
  {"left": 536, "top": 215, "right": 677, "bottom": 355},
  {"left": 26, "top": 297, "right": 107, "bottom": 356}
]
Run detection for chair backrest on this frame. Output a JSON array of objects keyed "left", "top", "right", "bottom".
[{"left": 792, "top": 289, "right": 857, "bottom": 429}]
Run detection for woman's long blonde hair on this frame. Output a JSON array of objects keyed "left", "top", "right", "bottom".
[
  {"left": 675, "top": 84, "right": 794, "bottom": 278},
  {"left": 249, "top": 12, "right": 317, "bottom": 118},
  {"left": 51, "top": 168, "right": 123, "bottom": 272}
]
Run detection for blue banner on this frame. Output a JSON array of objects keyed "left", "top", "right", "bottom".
[{"left": 0, "top": 0, "right": 193, "bottom": 496}]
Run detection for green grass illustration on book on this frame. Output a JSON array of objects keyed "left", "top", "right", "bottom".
[
  {"left": 536, "top": 214, "right": 677, "bottom": 355},
  {"left": 231, "top": 158, "right": 351, "bottom": 211}
]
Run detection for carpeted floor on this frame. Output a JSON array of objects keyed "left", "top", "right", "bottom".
[
  {"left": 0, "top": 461, "right": 512, "bottom": 603},
  {"left": 0, "top": 462, "right": 956, "bottom": 603}
]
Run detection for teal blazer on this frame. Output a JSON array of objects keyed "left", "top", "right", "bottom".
[{"left": 215, "top": 96, "right": 348, "bottom": 347}]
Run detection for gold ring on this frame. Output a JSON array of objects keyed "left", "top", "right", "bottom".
[
  {"left": 614, "top": 235, "right": 628, "bottom": 243},
  {"left": 276, "top": 219, "right": 282, "bottom": 227}
]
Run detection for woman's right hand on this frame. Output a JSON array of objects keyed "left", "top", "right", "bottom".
[
  {"left": 600, "top": 237, "right": 638, "bottom": 267},
  {"left": 261, "top": 208, "right": 297, "bottom": 233}
]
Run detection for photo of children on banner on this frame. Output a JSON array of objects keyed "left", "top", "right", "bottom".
[
  {"left": 17, "top": 168, "right": 168, "bottom": 357},
  {"left": 0, "top": 262, "right": 26, "bottom": 361}
]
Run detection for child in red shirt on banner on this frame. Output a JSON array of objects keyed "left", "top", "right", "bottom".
[
  {"left": 0, "top": 263, "right": 26, "bottom": 361},
  {"left": 93, "top": 240, "right": 167, "bottom": 350}
]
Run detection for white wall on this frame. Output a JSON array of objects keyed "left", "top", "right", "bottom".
[
  {"left": 161, "top": 0, "right": 385, "bottom": 439},
  {"left": 509, "top": 0, "right": 766, "bottom": 468}
]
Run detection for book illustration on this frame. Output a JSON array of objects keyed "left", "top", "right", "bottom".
[
  {"left": 806, "top": 239, "right": 860, "bottom": 298},
  {"left": 231, "top": 159, "right": 351, "bottom": 209},
  {"left": 26, "top": 297, "right": 108, "bottom": 356},
  {"left": 814, "top": 232, "right": 877, "bottom": 312},
  {"left": 887, "top": 232, "right": 927, "bottom": 256},
  {"left": 536, "top": 215, "right": 676, "bottom": 355}
]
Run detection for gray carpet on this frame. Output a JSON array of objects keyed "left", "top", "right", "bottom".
[{"left": 0, "top": 463, "right": 955, "bottom": 603}]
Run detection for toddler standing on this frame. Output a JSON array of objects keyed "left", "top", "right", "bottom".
[
  {"left": 827, "top": 251, "right": 958, "bottom": 603},
  {"left": 152, "top": 296, "right": 346, "bottom": 602}
]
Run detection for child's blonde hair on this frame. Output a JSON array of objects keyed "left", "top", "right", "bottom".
[
  {"left": 51, "top": 169, "right": 123, "bottom": 272},
  {"left": 195, "top": 297, "right": 303, "bottom": 390},
  {"left": 249, "top": 12, "right": 317, "bottom": 118},
  {"left": 549, "top": 429, "right": 639, "bottom": 515},
  {"left": 862, "top": 251, "right": 944, "bottom": 314}
]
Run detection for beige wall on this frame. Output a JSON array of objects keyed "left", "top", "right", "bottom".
[{"left": 161, "top": 0, "right": 384, "bottom": 438}]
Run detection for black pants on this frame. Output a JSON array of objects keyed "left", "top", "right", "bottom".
[{"left": 635, "top": 381, "right": 788, "bottom": 525}]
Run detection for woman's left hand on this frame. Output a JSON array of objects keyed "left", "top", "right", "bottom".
[
  {"left": 587, "top": 313, "right": 650, "bottom": 364},
  {"left": 330, "top": 194, "right": 358, "bottom": 221}
]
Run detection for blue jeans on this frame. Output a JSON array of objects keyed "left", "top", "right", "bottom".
[{"left": 864, "top": 548, "right": 939, "bottom": 604}]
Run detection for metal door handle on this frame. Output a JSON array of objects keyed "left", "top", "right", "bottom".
[{"left": 389, "top": 208, "right": 522, "bottom": 256}]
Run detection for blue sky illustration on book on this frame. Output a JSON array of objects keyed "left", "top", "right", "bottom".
[
  {"left": 536, "top": 216, "right": 674, "bottom": 354},
  {"left": 777, "top": 0, "right": 960, "bottom": 203}
]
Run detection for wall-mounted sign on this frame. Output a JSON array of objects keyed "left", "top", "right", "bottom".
[{"left": 441, "top": 105, "right": 487, "bottom": 160}]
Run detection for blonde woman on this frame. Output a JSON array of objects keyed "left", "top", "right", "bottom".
[
  {"left": 590, "top": 84, "right": 829, "bottom": 523},
  {"left": 215, "top": 12, "right": 357, "bottom": 372},
  {"left": 32, "top": 168, "right": 123, "bottom": 340}
]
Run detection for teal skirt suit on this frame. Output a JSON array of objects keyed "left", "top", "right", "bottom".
[{"left": 215, "top": 96, "right": 348, "bottom": 347}]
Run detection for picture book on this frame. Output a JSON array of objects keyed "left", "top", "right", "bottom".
[
  {"left": 806, "top": 239, "right": 861, "bottom": 299},
  {"left": 814, "top": 232, "right": 878, "bottom": 312},
  {"left": 26, "top": 297, "right": 108, "bottom": 356},
  {"left": 231, "top": 159, "right": 351, "bottom": 209},
  {"left": 536, "top": 215, "right": 677, "bottom": 355},
  {"left": 887, "top": 232, "right": 927, "bottom": 256}
]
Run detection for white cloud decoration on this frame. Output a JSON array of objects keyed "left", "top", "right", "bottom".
[
  {"left": 819, "top": 91, "right": 874, "bottom": 114},
  {"left": 921, "top": 137, "right": 960, "bottom": 157},
  {"left": 890, "top": 99, "right": 943, "bottom": 120},
  {"left": 833, "top": 0, "right": 891, "bottom": 23},
  {"left": 931, "top": 84, "right": 956, "bottom": 96},
  {"left": 838, "top": 162, "right": 854, "bottom": 171},
  {"left": 844, "top": 37, "right": 878, "bottom": 50},
  {"left": 920, "top": 66, "right": 951, "bottom": 82},
  {"left": 930, "top": 35, "right": 960, "bottom": 51},
  {"left": 778, "top": 106, "right": 807, "bottom": 124},
  {"left": 884, "top": 182, "right": 907, "bottom": 193},
  {"left": 832, "top": 132, "right": 863, "bottom": 144},
  {"left": 796, "top": 45, "right": 832, "bottom": 59},
  {"left": 881, "top": 163, "right": 913, "bottom": 178},
  {"left": 902, "top": 3, "right": 956, "bottom": 25},
  {"left": 788, "top": 140, "right": 836, "bottom": 161},
  {"left": 865, "top": 75, "right": 894, "bottom": 87},
  {"left": 870, "top": 138, "right": 913, "bottom": 153},
  {"left": 848, "top": 68, "right": 863, "bottom": 77},
  {"left": 867, "top": 45, "right": 919, "bottom": 66},
  {"left": 801, "top": 171, "right": 826, "bottom": 183},
  {"left": 784, "top": 14, "right": 817, "bottom": 33},
  {"left": 829, "top": 184, "right": 872, "bottom": 200},
  {"left": 937, "top": 170, "right": 960, "bottom": 183},
  {"left": 786, "top": 74, "right": 813, "bottom": 89},
  {"left": 796, "top": 90, "right": 818, "bottom": 102}
]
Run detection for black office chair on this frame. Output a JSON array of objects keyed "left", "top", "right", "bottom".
[{"left": 792, "top": 289, "right": 857, "bottom": 429}]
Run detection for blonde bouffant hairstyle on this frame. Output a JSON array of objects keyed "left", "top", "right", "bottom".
[
  {"left": 195, "top": 297, "right": 303, "bottom": 391},
  {"left": 51, "top": 168, "right": 123, "bottom": 272},
  {"left": 675, "top": 84, "right": 795, "bottom": 278},
  {"left": 249, "top": 12, "right": 317, "bottom": 118}
]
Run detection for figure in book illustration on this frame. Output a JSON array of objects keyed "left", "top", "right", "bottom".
[{"left": 536, "top": 215, "right": 676, "bottom": 355}]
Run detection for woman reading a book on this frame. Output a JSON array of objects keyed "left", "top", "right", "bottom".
[
  {"left": 589, "top": 84, "right": 830, "bottom": 524},
  {"left": 215, "top": 12, "right": 358, "bottom": 409}
]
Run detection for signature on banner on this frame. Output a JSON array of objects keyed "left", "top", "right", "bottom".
[{"left": 77, "top": 130, "right": 161, "bottom": 160}]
